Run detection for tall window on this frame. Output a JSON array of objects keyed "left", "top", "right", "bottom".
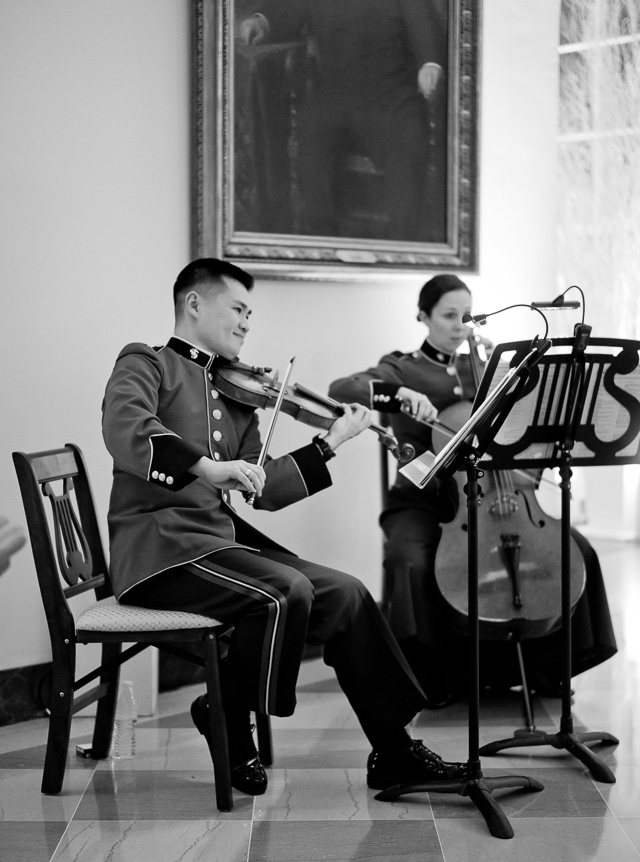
[{"left": 558, "top": 0, "right": 640, "bottom": 336}]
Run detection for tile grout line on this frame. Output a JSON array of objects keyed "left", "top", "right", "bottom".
[{"left": 50, "top": 760, "right": 99, "bottom": 861}]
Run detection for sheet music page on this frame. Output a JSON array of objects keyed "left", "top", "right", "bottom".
[
  {"left": 398, "top": 449, "right": 437, "bottom": 487},
  {"left": 480, "top": 355, "right": 555, "bottom": 463},
  {"left": 400, "top": 355, "right": 523, "bottom": 487},
  {"left": 481, "top": 343, "right": 640, "bottom": 464},
  {"left": 573, "top": 360, "right": 640, "bottom": 458}
]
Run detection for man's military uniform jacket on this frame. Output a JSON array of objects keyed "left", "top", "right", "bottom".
[
  {"left": 328, "top": 340, "right": 475, "bottom": 522},
  {"left": 102, "top": 337, "right": 333, "bottom": 600}
]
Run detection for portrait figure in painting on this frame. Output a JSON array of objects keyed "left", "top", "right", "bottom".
[{"left": 233, "top": 0, "right": 449, "bottom": 244}]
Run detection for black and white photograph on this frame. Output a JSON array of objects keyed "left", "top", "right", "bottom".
[{"left": 2, "top": 1, "right": 640, "bottom": 859}]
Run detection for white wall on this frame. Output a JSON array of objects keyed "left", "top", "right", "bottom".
[
  {"left": 0, "top": 0, "right": 564, "bottom": 675},
  {"left": 0, "top": 0, "right": 190, "bottom": 675}
]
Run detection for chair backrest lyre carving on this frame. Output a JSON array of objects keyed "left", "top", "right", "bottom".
[
  {"left": 42, "top": 477, "right": 92, "bottom": 586},
  {"left": 13, "top": 445, "right": 113, "bottom": 646}
]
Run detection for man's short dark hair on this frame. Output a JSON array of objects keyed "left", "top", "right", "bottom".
[{"left": 173, "top": 258, "right": 254, "bottom": 308}]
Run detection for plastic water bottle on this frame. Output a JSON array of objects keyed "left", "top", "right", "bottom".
[{"left": 111, "top": 680, "right": 137, "bottom": 759}]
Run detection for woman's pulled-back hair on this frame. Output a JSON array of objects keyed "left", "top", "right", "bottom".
[{"left": 417, "top": 273, "right": 470, "bottom": 317}]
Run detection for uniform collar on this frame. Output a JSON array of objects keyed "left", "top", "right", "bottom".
[
  {"left": 167, "top": 336, "right": 215, "bottom": 369},
  {"left": 419, "top": 339, "right": 455, "bottom": 366}
]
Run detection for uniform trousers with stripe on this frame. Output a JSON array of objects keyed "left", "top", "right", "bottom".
[{"left": 124, "top": 546, "right": 427, "bottom": 750}]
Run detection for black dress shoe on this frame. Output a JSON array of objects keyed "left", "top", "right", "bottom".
[
  {"left": 190, "top": 695, "right": 268, "bottom": 796},
  {"left": 366, "top": 739, "right": 467, "bottom": 789},
  {"left": 422, "top": 687, "right": 456, "bottom": 710}
]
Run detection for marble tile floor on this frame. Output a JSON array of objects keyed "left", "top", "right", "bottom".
[{"left": 1, "top": 538, "right": 640, "bottom": 861}]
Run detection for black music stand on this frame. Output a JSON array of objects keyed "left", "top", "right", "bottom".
[
  {"left": 473, "top": 329, "right": 640, "bottom": 781},
  {"left": 375, "top": 339, "right": 551, "bottom": 839}
]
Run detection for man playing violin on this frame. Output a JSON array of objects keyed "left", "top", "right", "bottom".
[
  {"left": 329, "top": 273, "right": 617, "bottom": 707},
  {"left": 102, "top": 258, "right": 467, "bottom": 797}
]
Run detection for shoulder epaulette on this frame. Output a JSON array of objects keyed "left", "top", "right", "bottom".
[{"left": 115, "top": 342, "right": 159, "bottom": 362}]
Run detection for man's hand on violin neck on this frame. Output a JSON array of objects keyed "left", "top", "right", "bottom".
[
  {"left": 192, "top": 457, "right": 266, "bottom": 497},
  {"left": 324, "top": 403, "right": 373, "bottom": 450}
]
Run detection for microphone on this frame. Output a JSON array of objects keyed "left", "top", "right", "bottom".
[
  {"left": 531, "top": 295, "right": 580, "bottom": 309},
  {"left": 462, "top": 312, "right": 488, "bottom": 326}
]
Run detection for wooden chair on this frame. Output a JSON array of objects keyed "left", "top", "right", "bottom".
[{"left": 12, "top": 443, "right": 272, "bottom": 811}]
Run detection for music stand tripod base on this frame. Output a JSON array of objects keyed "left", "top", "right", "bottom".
[
  {"left": 479, "top": 727, "right": 618, "bottom": 784},
  {"left": 375, "top": 769, "right": 544, "bottom": 841}
]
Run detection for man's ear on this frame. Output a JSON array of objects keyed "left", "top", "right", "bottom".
[
  {"left": 184, "top": 290, "right": 200, "bottom": 318},
  {"left": 417, "top": 309, "right": 428, "bottom": 324}
]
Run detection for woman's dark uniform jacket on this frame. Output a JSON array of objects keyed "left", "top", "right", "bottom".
[
  {"left": 329, "top": 340, "right": 617, "bottom": 689},
  {"left": 102, "top": 337, "right": 334, "bottom": 601}
]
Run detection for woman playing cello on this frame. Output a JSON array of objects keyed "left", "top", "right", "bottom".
[{"left": 329, "top": 274, "right": 617, "bottom": 707}]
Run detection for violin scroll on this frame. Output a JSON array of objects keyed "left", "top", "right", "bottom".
[
  {"left": 378, "top": 431, "right": 415, "bottom": 464},
  {"left": 399, "top": 443, "right": 416, "bottom": 463}
]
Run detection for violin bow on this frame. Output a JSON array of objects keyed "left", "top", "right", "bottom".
[{"left": 246, "top": 356, "right": 296, "bottom": 506}]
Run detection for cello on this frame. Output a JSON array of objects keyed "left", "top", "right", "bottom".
[{"left": 432, "top": 332, "right": 586, "bottom": 644}]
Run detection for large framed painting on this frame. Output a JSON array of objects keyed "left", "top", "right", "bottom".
[{"left": 191, "top": 0, "right": 480, "bottom": 279}]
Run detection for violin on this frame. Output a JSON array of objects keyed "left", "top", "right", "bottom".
[
  {"left": 432, "top": 331, "right": 586, "bottom": 641},
  {"left": 213, "top": 359, "right": 416, "bottom": 463}
]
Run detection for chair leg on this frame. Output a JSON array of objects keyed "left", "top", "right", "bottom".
[
  {"left": 203, "top": 632, "right": 233, "bottom": 811},
  {"left": 41, "top": 661, "right": 75, "bottom": 794},
  {"left": 91, "top": 642, "right": 123, "bottom": 759},
  {"left": 255, "top": 712, "right": 273, "bottom": 766}
]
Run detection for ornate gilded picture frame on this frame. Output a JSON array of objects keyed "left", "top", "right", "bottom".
[{"left": 191, "top": 0, "right": 480, "bottom": 279}]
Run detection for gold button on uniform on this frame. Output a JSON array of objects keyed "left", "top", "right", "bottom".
[
  {"left": 453, "top": 386, "right": 463, "bottom": 396},
  {"left": 210, "top": 389, "right": 219, "bottom": 399},
  {"left": 212, "top": 409, "right": 222, "bottom": 420},
  {"left": 213, "top": 452, "right": 221, "bottom": 461},
  {"left": 447, "top": 366, "right": 457, "bottom": 376},
  {"left": 213, "top": 430, "right": 222, "bottom": 442}
]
